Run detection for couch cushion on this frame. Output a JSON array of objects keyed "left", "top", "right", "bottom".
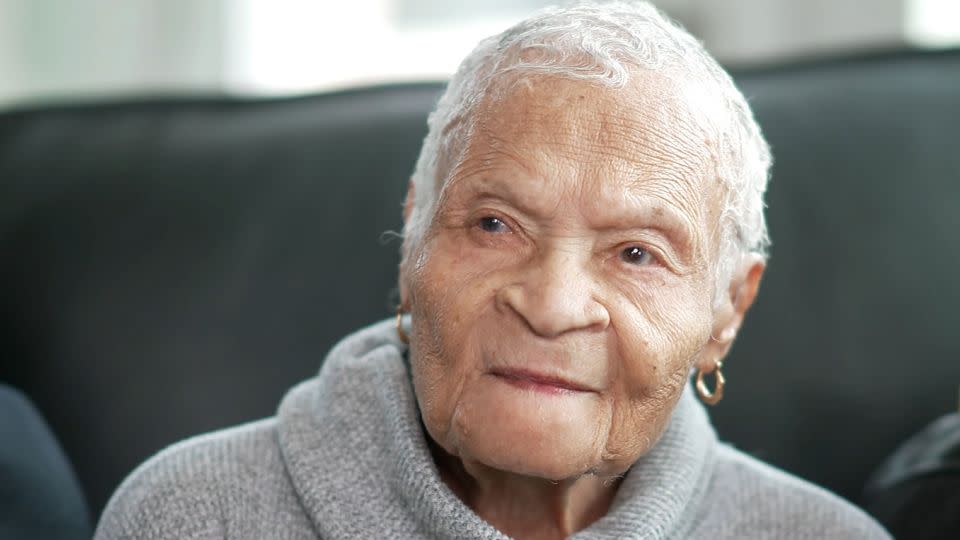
[{"left": 0, "top": 85, "right": 440, "bottom": 512}]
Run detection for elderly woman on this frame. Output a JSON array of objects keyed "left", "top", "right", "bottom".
[{"left": 95, "top": 2, "right": 891, "bottom": 539}]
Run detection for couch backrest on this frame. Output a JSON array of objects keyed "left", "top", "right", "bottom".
[
  {"left": 1, "top": 50, "right": 958, "bottom": 515},
  {"left": 713, "top": 48, "right": 960, "bottom": 502}
]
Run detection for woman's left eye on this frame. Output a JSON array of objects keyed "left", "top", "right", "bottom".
[
  {"left": 478, "top": 216, "right": 511, "bottom": 233},
  {"left": 620, "top": 246, "right": 652, "bottom": 266}
]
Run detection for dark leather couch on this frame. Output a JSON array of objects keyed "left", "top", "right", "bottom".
[{"left": 1, "top": 49, "right": 958, "bottom": 519}]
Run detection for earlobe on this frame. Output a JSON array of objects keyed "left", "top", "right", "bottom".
[{"left": 715, "top": 326, "right": 736, "bottom": 343}]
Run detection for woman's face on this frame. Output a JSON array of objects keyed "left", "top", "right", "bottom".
[{"left": 402, "top": 73, "right": 736, "bottom": 480}]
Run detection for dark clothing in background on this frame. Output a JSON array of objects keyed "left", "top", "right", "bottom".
[
  {"left": 864, "top": 412, "right": 960, "bottom": 540},
  {"left": 0, "top": 384, "right": 91, "bottom": 540}
]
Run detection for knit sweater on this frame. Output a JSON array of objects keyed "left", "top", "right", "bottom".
[{"left": 95, "top": 319, "right": 891, "bottom": 539}]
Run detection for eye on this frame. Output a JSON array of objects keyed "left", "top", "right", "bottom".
[
  {"left": 478, "top": 216, "right": 511, "bottom": 234},
  {"left": 620, "top": 246, "right": 652, "bottom": 266}
]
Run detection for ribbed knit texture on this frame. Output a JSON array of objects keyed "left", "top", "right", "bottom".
[{"left": 95, "top": 319, "right": 891, "bottom": 539}]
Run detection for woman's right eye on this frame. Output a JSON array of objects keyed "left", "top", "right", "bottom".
[{"left": 478, "top": 216, "right": 511, "bottom": 233}]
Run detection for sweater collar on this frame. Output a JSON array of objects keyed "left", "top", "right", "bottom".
[{"left": 278, "top": 319, "right": 717, "bottom": 539}]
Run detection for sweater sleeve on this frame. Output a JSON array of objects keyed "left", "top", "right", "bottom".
[
  {"left": 94, "top": 418, "right": 312, "bottom": 540},
  {"left": 93, "top": 441, "right": 227, "bottom": 540}
]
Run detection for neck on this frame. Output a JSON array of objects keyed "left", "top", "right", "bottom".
[{"left": 430, "top": 441, "right": 620, "bottom": 540}]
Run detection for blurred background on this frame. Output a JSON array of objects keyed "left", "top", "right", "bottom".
[{"left": 1, "top": 0, "right": 959, "bottom": 110}]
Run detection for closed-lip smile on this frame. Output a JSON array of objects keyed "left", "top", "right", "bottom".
[{"left": 489, "top": 367, "right": 596, "bottom": 394}]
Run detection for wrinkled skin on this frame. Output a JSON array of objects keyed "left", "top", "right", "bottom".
[{"left": 399, "top": 71, "right": 764, "bottom": 539}]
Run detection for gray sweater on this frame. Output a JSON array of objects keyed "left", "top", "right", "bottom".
[{"left": 95, "top": 320, "right": 891, "bottom": 539}]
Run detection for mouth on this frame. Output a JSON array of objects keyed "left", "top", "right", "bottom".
[{"left": 489, "top": 367, "right": 596, "bottom": 395}]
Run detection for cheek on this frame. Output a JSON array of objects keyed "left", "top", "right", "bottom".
[
  {"left": 405, "top": 233, "right": 501, "bottom": 450},
  {"left": 599, "top": 278, "right": 714, "bottom": 467},
  {"left": 616, "top": 278, "right": 713, "bottom": 387}
]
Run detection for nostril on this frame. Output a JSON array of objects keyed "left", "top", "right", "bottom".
[
  {"left": 495, "top": 283, "right": 543, "bottom": 336},
  {"left": 494, "top": 284, "right": 519, "bottom": 314},
  {"left": 586, "top": 298, "right": 611, "bottom": 330},
  {"left": 495, "top": 283, "right": 527, "bottom": 319}
]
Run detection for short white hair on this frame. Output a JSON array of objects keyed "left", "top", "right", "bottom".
[{"left": 403, "top": 1, "right": 771, "bottom": 302}]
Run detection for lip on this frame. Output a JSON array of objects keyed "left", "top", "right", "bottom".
[{"left": 489, "top": 367, "right": 596, "bottom": 394}]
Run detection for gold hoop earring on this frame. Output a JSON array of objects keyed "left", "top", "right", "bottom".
[
  {"left": 395, "top": 307, "right": 409, "bottom": 345},
  {"left": 696, "top": 360, "right": 725, "bottom": 406}
]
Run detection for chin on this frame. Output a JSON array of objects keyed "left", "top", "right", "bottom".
[{"left": 446, "top": 376, "right": 612, "bottom": 481}]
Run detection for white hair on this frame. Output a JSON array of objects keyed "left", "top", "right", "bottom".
[{"left": 403, "top": 1, "right": 771, "bottom": 303}]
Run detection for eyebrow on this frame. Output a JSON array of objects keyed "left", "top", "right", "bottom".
[{"left": 447, "top": 174, "right": 546, "bottom": 218}]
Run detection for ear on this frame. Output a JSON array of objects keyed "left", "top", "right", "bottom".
[
  {"left": 700, "top": 254, "right": 766, "bottom": 370},
  {"left": 398, "top": 179, "right": 416, "bottom": 308},
  {"left": 402, "top": 178, "right": 415, "bottom": 223}
]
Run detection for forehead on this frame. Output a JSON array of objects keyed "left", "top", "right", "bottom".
[{"left": 472, "top": 70, "right": 714, "bottom": 166}]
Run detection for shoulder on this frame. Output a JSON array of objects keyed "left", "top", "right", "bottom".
[
  {"left": 693, "top": 444, "right": 892, "bottom": 539},
  {"left": 94, "top": 418, "right": 301, "bottom": 540}
]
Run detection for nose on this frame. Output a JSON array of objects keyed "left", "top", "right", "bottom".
[{"left": 496, "top": 249, "right": 610, "bottom": 338}]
